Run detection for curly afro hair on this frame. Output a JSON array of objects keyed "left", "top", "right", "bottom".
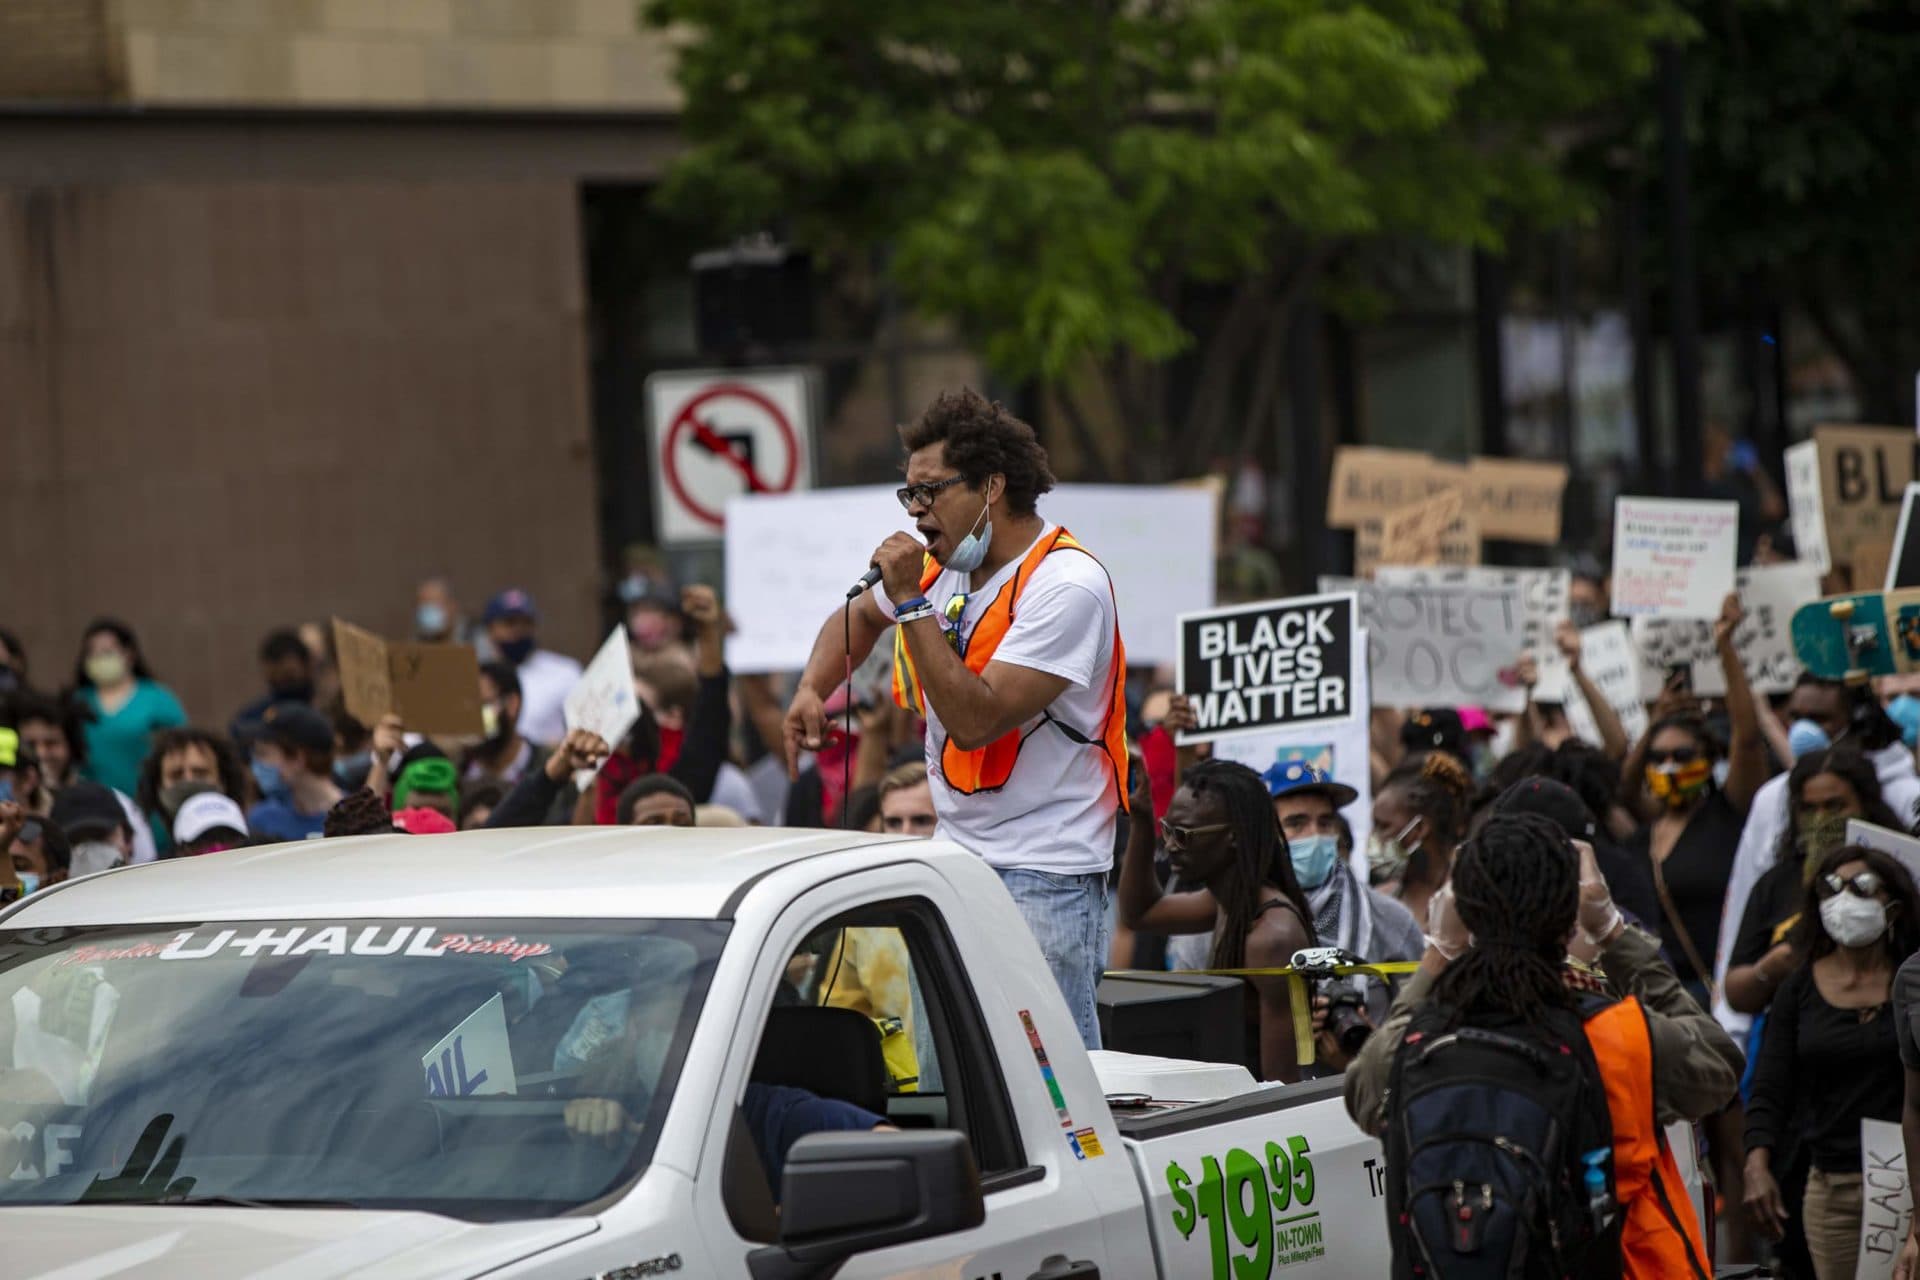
[{"left": 899, "top": 388, "right": 1056, "bottom": 516}]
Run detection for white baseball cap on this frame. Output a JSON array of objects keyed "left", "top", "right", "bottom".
[{"left": 173, "top": 791, "right": 250, "bottom": 846}]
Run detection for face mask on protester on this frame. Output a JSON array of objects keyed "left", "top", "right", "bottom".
[
  {"left": 1366, "top": 818, "right": 1422, "bottom": 883},
  {"left": 497, "top": 636, "right": 535, "bottom": 665},
  {"left": 13, "top": 871, "right": 38, "bottom": 896},
  {"left": 415, "top": 602, "right": 449, "bottom": 637},
  {"left": 70, "top": 840, "right": 125, "bottom": 877},
  {"left": 1797, "top": 811, "right": 1850, "bottom": 870},
  {"left": 1290, "top": 833, "right": 1341, "bottom": 890},
  {"left": 481, "top": 703, "right": 501, "bottom": 741},
  {"left": 333, "top": 750, "right": 372, "bottom": 790},
  {"left": 1787, "top": 719, "right": 1832, "bottom": 760},
  {"left": 1644, "top": 758, "right": 1712, "bottom": 809},
  {"left": 0, "top": 779, "right": 12, "bottom": 806},
  {"left": 942, "top": 497, "right": 994, "bottom": 574},
  {"left": 158, "top": 781, "right": 205, "bottom": 818},
  {"left": 85, "top": 653, "right": 128, "bottom": 687},
  {"left": 1569, "top": 601, "right": 1603, "bottom": 630},
  {"left": 1820, "top": 892, "right": 1889, "bottom": 949},
  {"left": 269, "top": 678, "right": 315, "bottom": 704},
  {"left": 251, "top": 759, "right": 290, "bottom": 801}
]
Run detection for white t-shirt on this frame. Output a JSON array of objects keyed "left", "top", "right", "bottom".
[
  {"left": 514, "top": 648, "right": 584, "bottom": 747},
  {"left": 874, "top": 524, "right": 1121, "bottom": 875}
]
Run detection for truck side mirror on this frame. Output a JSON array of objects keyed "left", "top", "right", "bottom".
[{"left": 747, "top": 1129, "right": 985, "bottom": 1280}]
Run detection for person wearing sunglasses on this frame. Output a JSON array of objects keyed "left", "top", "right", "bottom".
[
  {"left": 1743, "top": 844, "right": 1918, "bottom": 1279},
  {"left": 1117, "top": 760, "right": 1315, "bottom": 1082},
  {"left": 781, "top": 390, "right": 1129, "bottom": 1051}
]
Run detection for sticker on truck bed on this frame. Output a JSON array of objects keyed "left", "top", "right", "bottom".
[{"left": 1017, "top": 1009, "right": 1103, "bottom": 1159}]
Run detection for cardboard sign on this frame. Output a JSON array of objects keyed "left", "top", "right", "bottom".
[
  {"left": 1555, "top": 622, "right": 1651, "bottom": 748},
  {"left": 1857, "top": 1117, "right": 1912, "bottom": 1279},
  {"left": 1322, "top": 576, "right": 1527, "bottom": 712},
  {"left": 1211, "top": 642, "right": 1375, "bottom": 875},
  {"left": 1326, "top": 447, "right": 1464, "bottom": 528},
  {"left": 1628, "top": 562, "right": 1822, "bottom": 698},
  {"left": 1611, "top": 497, "right": 1740, "bottom": 619},
  {"left": 564, "top": 627, "right": 641, "bottom": 786},
  {"left": 1816, "top": 424, "right": 1918, "bottom": 576},
  {"left": 1466, "top": 457, "right": 1569, "bottom": 544},
  {"left": 1176, "top": 593, "right": 1359, "bottom": 744},
  {"left": 1354, "top": 510, "right": 1480, "bottom": 578},
  {"left": 331, "top": 618, "right": 483, "bottom": 738},
  {"left": 1380, "top": 490, "right": 1465, "bottom": 567},
  {"left": 723, "top": 484, "right": 1215, "bottom": 671},
  {"left": 422, "top": 993, "right": 517, "bottom": 1098},
  {"left": 1888, "top": 484, "right": 1920, "bottom": 590},
  {"left": 1786, "top": 439, "right": 1832, "bottom": 574}
]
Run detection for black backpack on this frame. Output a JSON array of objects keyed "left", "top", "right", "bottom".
[{"left": 1384, "top": 999, "right": 1623, "bottom": 1280}]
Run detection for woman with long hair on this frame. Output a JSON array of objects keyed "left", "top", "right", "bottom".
[
  {"left": 1743, "top": 844, "right": 1919, "bottom": 1278},
  {"left": 1118, "top": 758, "right": 1315, "bottom": 1081}
]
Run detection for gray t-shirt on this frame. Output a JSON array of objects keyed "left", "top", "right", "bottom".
[{"left": 1893, "top": 951, "right": 1920, "bottom": 1069}]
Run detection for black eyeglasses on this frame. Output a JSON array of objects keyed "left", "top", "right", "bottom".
[
  {"left": 1820, "top": 870, "right": 1885, "bottom": 900},
  {"left": 896, "top": 476, "right": 967, "bottom": 512},
  {"left": 1647, "top": 747, "right": 1701, "bottom": 767}
]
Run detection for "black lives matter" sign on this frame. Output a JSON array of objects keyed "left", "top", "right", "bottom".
[{"left": 1176, "top": 593, "right": 1359, "bottom": 744}]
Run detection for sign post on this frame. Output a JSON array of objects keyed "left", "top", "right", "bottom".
[{"left": 646, "top": 368, "right": 818, "bottom": 545}]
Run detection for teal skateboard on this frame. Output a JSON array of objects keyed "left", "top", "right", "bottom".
[{"left": 1791, "top": 590, "right": 1920, "bottom": 683}]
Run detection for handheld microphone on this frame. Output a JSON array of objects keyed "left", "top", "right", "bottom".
[{"left": 847, "top": 565, "right": 883, "bottom": 600}]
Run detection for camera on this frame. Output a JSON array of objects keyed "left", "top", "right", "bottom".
[{"left": 1290, "top": 946, "right": 1373, "bottom": 1057}]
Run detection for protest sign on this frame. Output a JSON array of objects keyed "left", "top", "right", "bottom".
[
  {"left": 1847, "top": 820, "right": 1920, "bottom": 891},
  {"left": 1176, "top": 593, "right": 1358, "bottom": 744},
  {"left": 564, "top": 628, "right": 641, "bottom": 787},
  {"left": 1353, "top": 510, "right": 1479, "bottom": 578},
  {"left": 1380, "top": 490, "right": 1465, "bottom": 566},
  {"left": 1322, "top": 576, "right": 1527, "bottom": 712},
  {"left": 1212, "top": 642, "right": 1375, "bottom": 876},
  {"left": 1628, "top": 562, "right": 1821, "bottom": 698},
  {"left": 1375, "top": 567, "right": 1569, "bottom": 665},
  {"left": 1888, "top": 484, "right": 1920, "bottom": 589},
  {"left": 1815, "top": 424, "right": 1919, "bottom": 577},
  {"left": 1552, "top": 622, "right": 1651, "bottom": 748},
  {"left": 331, "top": 618, "right": 483, "bottom": 738},
  {"left": 1326, "top": 447, "right": 1465, "bottom": 528},
  {"left": 422, "top": 993, "right": 517, "bottom": 1098},
  {"left": 724, "top": 484, "right": 1214, "bottom": 671},
  {"left": 1786, "top": 440, "right": 1832, "bottom": 574},
  {"left": 1466, "top": 457, "right": 1569, "bottom": 544},
  {"left": 1857, "top": 1117, "right": 1911, "bottom": 1280},
  {"left": 1611, "top": 497, "right": 1739, "bottom": 619}
]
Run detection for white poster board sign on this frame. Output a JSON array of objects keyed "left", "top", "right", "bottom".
[
  {"left": 1611, "top": 497, "right": 1740, "bottom": 619},
  {"left": 563, "top": 627, "right": 640, "bottom": 787},
  {"left": 422, "top": 993, "right": 517, "bottom": 1098},
  {"left": 1629, "top": 562, "right": 1822, "bottom": 698},
  {"left": 1374, "top": 567, "right": 1570, "bottom": 663},
  {"left": 1322, "top": 577, "right": 1527, "bottom": 712},
  {"left": 1847, "top": 820, "right": 1920, "bottom": 891},
  {"left": 1857, "top": 1117, "right": 1911, "bottom": 1280},
  {"left": 1787, "top": 440, "right": 1833, "bottom": 575},
  {"left": 1546, "top": 622, "right": 1650, "bottom": 748},
  {"left": 1211, "top": 638, "right": 1376, "bottom": 878},
  {"left": 724, "top": 484, "right": 1216, "bottom": 671}
]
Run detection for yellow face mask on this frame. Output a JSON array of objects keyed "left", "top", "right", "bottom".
[{"left": 1645, "top": 757, "right": 1712, "bottom": 809}]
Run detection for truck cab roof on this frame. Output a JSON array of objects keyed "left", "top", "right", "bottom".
[{"left": 2, "top": 827, "right": 942, "bottom": 927}]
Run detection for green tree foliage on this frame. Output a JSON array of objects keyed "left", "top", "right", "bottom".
[
  {"left": 1684, "top": 0, "right": 1920, "bottom": 424},
  {"left": 650, "top": 0, "right": 1687, "bottom": 477}
]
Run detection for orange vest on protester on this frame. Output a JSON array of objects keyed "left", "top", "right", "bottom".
[
  {"left": 1583, "top": 996, "right": 1713, "bottom": 1280},
  {"left": 891, "top": 527, "right": 1129, "bottom": 810}
]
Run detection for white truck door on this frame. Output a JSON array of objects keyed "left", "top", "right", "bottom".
[{"left": 693, "top": 862, "right": 1117, "bottom": 1279}]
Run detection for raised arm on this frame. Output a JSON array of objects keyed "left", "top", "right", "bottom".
[
  {"left": 1716, "top": 593, "right": 1767, "bottom": 815},
  {"left": 1115, "top": 767, "right": 1218, "bottom": 937},
  {"left": 1558, "top": 620, "right": 1629, "bottom": 759}
]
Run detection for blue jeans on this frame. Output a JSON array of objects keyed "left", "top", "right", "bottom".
[{"left": 995, "top": 868, "right": 1110, "bottom": 1050}]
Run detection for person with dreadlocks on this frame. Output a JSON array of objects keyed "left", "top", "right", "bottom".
[
  {"left": 1117, "top": 758, "right": 1315, "bottom": 1082},
  {"left": 1368, "top": 751, "right": 1474, "bottom": 928},
  {"left": 1346, "top": 813, "right": 1739, "bottom": 1279}
]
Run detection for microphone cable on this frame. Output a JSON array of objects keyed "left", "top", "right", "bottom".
[{"left": 842, "top": 594, "right": 854, "bottom": 829}]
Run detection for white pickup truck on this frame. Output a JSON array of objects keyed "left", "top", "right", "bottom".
[{"left": 0, "top": 827, "right": 1704, "bottom": 1279}]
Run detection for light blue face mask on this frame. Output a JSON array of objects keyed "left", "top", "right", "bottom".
[
  {"left": 1787, "top": 719, "right": 1832, "bottom": 760},
  {"left": 251, "top": 759, "right": 289, "bottom": 800},
  {"left": 942, "top": 498, "right": 993, "bottom": 574},
  {"left": 1290, "top": 832, "right": 1341, "bottom": 890},
  {"left": 415, "top": 602, "right": 449, "bottom": 637},
  {"left": 14, "top": 871, "right": 38, "bottom": 896}
]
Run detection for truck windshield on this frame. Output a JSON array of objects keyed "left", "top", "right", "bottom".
[{"left": 0, "top": 918, "right": 725, "bottom": 1220}]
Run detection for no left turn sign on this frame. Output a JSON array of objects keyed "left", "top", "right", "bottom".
[{"left": 645, "top": 368, "right": 818, "bottom": 545}]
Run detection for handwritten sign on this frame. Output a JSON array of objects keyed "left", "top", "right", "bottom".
[
  {"left": 1354, "top": 510, "right": 1480, "bottom": 577},
  {"left": 1326, "top": 447, "right": 1465, "bottom": 528},
  {"left": 1554, "top": 622, "right": 1651, "bottom": 748},
  {"left": 1466, "top": 457, "right": 1569, "bottom": 544},
  {"left": 422, "top": 992, "right": 517, "bottom": 1098},
  {"left": 1858, "top": 1117, "right": 1910, "bottom": 1279},
  {"left": 1628, "top": 562, "right": 1821, "bottom": 698},
  {"left": 1816, "top": 424, "right": 1919, "bottom": 577},
  {"left": 1611, "top": 497, "right": 1739, "bottom": 619},
  {"left": 1380, "top": 490, "right": 1466, "bottom": 567},
  {"left": 1176, "top": 594, "right": 1359, "bottom": 744},
  {"left": 1786, "top": 439, "right": 1832, "bottom": 574},
  {"left": 1375, "top": 567, "right": 1569, "bottom": 665},
  {"left": 1322, "top": 576, "right": 1526, "bottom": 712},
  {"left": 564, "top": 627, "right": 640, "bottom": 785},
  {"left": 331, "top": 618, "right": 483, "bottom": 737}
]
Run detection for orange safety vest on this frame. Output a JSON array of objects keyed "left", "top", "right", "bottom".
[
  {"left": 891, "top": 526, "right": 1129, "bottom": 810},
  {"left": 1583, "top": 996, "right": 1713, "bottom": 1280}
]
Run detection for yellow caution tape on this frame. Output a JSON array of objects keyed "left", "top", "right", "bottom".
[{"left": 1104, "top": 962, "right": 1424, "bottom": 1065}]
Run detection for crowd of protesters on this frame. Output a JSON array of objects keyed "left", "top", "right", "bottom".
[{"left": 3, "top": 417, "right": 1920, "bottom": 1278}]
